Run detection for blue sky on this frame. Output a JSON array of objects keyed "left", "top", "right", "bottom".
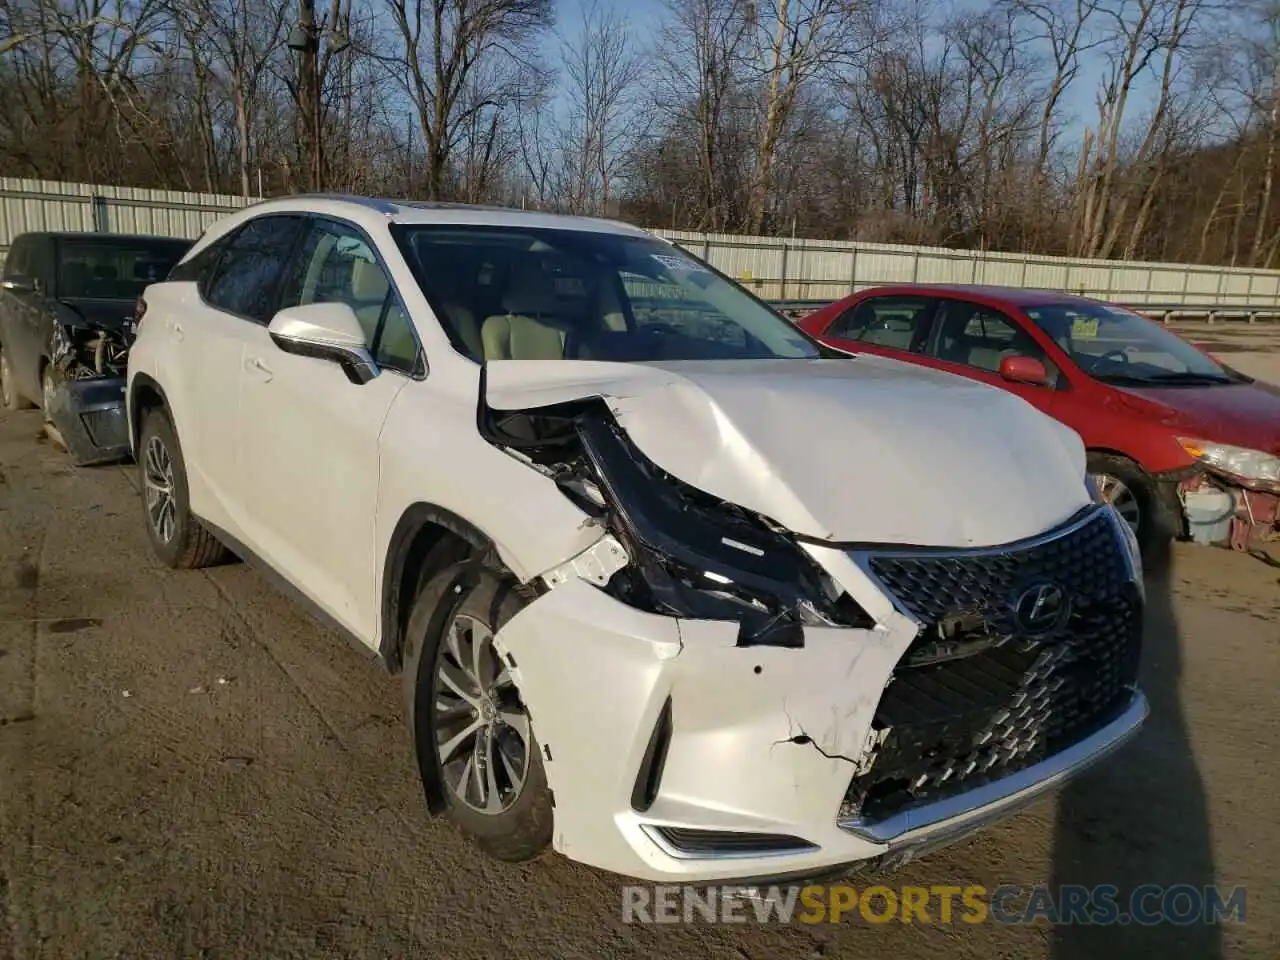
[{"left": 542, "top": 0, "right": 1155, "bottom": 148}]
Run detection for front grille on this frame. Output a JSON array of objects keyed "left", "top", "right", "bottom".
[{"left": 841, "top": 509, "right": 1142, "bottom": 825}]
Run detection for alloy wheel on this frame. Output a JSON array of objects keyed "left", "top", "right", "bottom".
[
  {"left": 1094, "top": 472, "right": 1141, "bottom": 537},
  {"left": 434, "top": 613, "right": 530, "bottom": 815},
  {"left": 143, "top": 434, "right": 177, "bottom": 543},
  {"left": 0, "top": 350, "right": 13, "bottom": 408},
  {"left": 41, "top": 366, "right": 55, "bottom": 422}
]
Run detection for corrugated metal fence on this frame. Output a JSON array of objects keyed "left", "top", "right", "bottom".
[
  {"left": 0, "top": 178, "right": 251, "bottom": 260},
  {"left": 4, "top": 177, "right": 1280, "bottom": 308},
  {"left": 658, "top": 232, "right": 1280, "bottom": 308}
]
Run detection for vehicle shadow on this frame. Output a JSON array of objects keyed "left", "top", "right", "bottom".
[{"left": 1049, "top": 542, "right": 1221, "bottom": 958}]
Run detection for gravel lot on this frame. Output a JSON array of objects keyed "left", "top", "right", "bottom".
[{"left": 2, "top": 340, "right": 1278, "bottom": 959}]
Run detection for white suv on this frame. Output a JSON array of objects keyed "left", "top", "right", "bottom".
[{"left": 126, "top": 195, "right": 1148, "bottom": 884}]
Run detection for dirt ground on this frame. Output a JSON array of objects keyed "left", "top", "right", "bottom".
[{"left": 1, "top": 356, "right": 1278, "bottom": 958}]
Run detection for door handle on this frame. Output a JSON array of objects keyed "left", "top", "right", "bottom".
[{"left": 245, "top": 355, "right": 273, "bottom": 382}]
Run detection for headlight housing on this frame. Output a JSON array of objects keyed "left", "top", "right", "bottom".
[
  {"left": 1178, "top": 437, "right": 1280, "bottom": 492},
  {"left": 574, "top": 413, "right": 873, "bottom": 646}
]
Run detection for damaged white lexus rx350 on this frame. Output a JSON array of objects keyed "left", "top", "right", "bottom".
[{"left": 126, "top": 196, "right": 1148, "bottom": 884}]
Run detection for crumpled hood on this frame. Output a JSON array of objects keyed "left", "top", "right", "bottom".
[{"left": 486, "top": 356, "right": 1091, "bottom": 548}]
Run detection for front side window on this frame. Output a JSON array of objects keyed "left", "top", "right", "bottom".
[
  {"left": 1024, "top": 301, "right": 1237, "bottom": 385},
  {"left": 392, "top": 225, "right": 825, "bottom": 362},
  {"left": 204, "top": 215, "right": 303, "bottom": 323},
  {"left": 55, "top": 237, "right": 190, "bottom": 300},
  {"left": 277, "top": 219, "right": 419, "bottom": 375},
  {"left": 933, "top": 299, "right": 1060, "bottom": 380},
  {"left": 826, "top": 295, "right": 938, "bottom": 352}
]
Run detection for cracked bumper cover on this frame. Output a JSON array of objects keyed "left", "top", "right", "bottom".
[
  {"left": 48, "top": 377, "right": 130, "bottom": 466},
  {"left": 493, "top": 577, "right": 1148, "bottom": 884}
]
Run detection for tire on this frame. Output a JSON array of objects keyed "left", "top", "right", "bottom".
[
  {"left": 1087, "top": 452, "right": 1170, "bottom": 566},
  {"left": 137, "top": 407, "right": 228, "bottom": 569},
  {"left": 40, "top": 361, "right": 60, "bottom": 423},
  {"left": 404, "top": 563, "right": 553, "bottom": 863},
  {"left": 0, "top": 342, "right": 34, "bottom": 411}
]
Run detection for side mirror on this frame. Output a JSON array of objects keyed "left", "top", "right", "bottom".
[
  {"left": 1, "top": 275, "right": 38, "bottom": 295},
  {"left": 268, "top": 302, "right": 379, "bottom": 385},
  {"left": 999, "top": 354, "right": 1052, "bottom": 387}
]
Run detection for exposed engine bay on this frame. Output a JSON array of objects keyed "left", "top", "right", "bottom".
[
  {"left": 43, "top": 312, "right": 135, "bottom": 466},
  {"left": 1180, "top": 472, "right": 1280, "bottom": 552},
  {"left": 50, "top": 319, "right": 131, "bottom": 380}
]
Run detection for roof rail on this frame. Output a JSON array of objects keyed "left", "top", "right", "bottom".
[
  {"left": 282, "top": 193, "right": 402, "bottom": 215},
  {"left": 392, "top": 199, "right": 519, "bottom": 213}
]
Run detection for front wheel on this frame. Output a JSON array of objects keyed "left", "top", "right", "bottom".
[
  {"left": 1087, "top": 452, "right": 1169, "bottom": 565},
  {"left": 405, "top": 564, "right": 553, "bottom": 863},
  {"left": 0, "top": 343, "right": 34, "bottom": 411},
  {"left": 40, "top": 362, "right": 60, "bottom": 423}
]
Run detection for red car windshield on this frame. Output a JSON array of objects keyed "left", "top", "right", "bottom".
[{"left": 1023, "top": 302, "right": 1236, "bottom": 386}]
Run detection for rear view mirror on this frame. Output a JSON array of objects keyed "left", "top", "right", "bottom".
[
  {"left": 1, "top": 275, "right": 38, "bottom": 295},
  {"left": 999, "top": 355, "right": 1052, "bottom": 387},
  {"left": 268, "top": 302, "right": 378, "bottom": 385}
]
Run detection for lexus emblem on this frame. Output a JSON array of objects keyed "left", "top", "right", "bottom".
[{"left": 1013, "top": 582, "right": 1069, "bottom": 636}]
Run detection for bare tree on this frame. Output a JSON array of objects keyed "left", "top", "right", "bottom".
[
  {"left": 1073, "top": 0, "right": 1208, "bottom": 259},
  {"left": 383, "top": 0, "right": 552, "bottom": 200},
  {"left": 744, "top": 0, "right": 876, "bottom": 234},
  {"left": 0, "top": 0, "right": 1268, "bottom": 270},
  {"left": 555, "top": 0, "right": 648, "bottom": 215},
  {"left": 654, "top": 0, "right": 755, "bottom": 231},
  {"left": 166, "top": 0, "right": 288, "bottom": 198}
]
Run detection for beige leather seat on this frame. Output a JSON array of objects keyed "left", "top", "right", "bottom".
[
  {"left": 481, "top": 266, "right": 575, "bottom": 361},
  {"left": 442, "top": 302, "right": 484, "bottom": 360}
]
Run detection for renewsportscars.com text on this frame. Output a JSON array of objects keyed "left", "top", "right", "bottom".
[{"left": 621, "top": 883, "right": 1247, "bottom": 926}]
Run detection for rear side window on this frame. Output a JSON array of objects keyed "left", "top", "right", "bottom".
[
  {"left": 3, "top": 236, "right": 30, "bottom": 280},
  {"left": 56, "top": 237, "right": 189, "bottom": 299},
  {"left": 827, "top": 296, "right": 938, "bottom": 353},
  {"left": 168, "top": 235, "right": 228, "bottom": 286},
  {"left": 204, "top": 215, "right": 304, "bottom": 323}
]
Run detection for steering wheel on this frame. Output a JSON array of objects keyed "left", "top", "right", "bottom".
[{"left": 1097, "top": 348, "right": 1130, "bottom": 364}]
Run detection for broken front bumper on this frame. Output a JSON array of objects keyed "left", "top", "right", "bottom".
[
  {"left": 47, "top": 376, "right": 130, "bottom": 466},
  {"left": 493, "top": 575, "right": 1149, "bottom": 884}
]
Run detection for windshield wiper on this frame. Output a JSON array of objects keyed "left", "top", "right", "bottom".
[
  {"left": 1140, "top": 372, "right": 1234, "bottom": 385},
  {"left": 1091, "top": 372, "right": 1165, "bottom": 385}
]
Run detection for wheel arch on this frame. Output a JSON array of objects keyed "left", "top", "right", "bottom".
[
  {"left": 1085, "top": 446, "right": 1184, "bottom": 550},
  {"left": 379, "top": 502, "right": 511, "bottom": 674},
  {"left": 1085, "top": 446, "right": 1171, "bottom": 485},
  {"left": 128, "top": 373, "right": 172, "bottom": 454}
]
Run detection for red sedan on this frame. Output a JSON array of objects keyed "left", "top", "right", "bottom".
[{"left": 798, "top": 284, "right": 1280, "bottom": 557}]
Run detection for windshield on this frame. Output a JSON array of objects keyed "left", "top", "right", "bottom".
[
  {"left": 56, "top": 237, "right": 190, "bottom": 301},
  {"left": 1023, "top": 301, "right": 1235, "bottom": 385},
  {"left": 392, "top": 224, "right": 824, "bottom": 362}
]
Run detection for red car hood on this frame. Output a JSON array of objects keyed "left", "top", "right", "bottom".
[{"left": 1119, "top": 379, "right": 1280, "bottom": 455}]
